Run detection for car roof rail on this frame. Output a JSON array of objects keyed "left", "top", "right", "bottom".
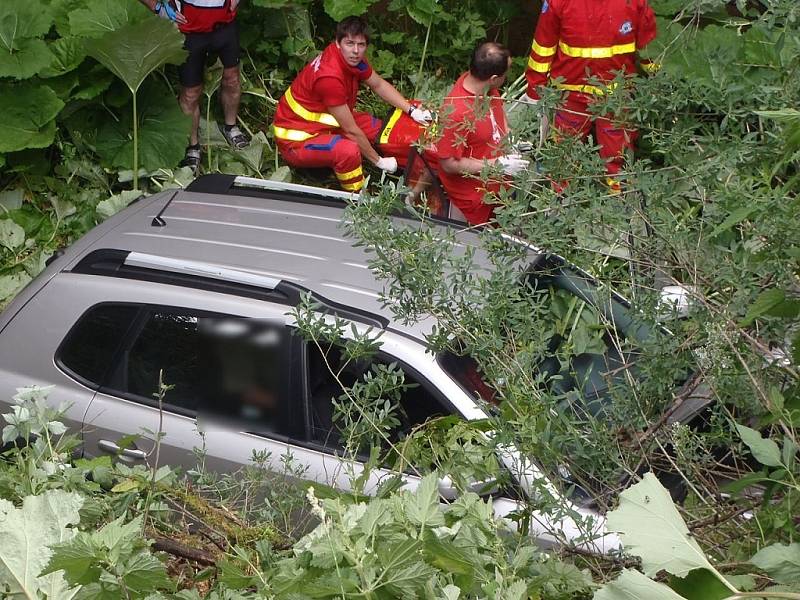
[
  {"left": 185, "top": 174, "right": 356, "bottom": 202},
  {"left": 71, "top": 248, "right": 388, "bottom": 329}
]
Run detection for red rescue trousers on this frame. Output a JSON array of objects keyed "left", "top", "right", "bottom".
[
  {"left": 553, "top": 92, "right": 638, "bottom": 190},
  {"left": 275, "top": 112, "right": 383, "bottom": 192}
]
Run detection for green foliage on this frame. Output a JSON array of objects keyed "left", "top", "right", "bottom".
[
  {"left": 0, "top": 489, "right": 84, "bottom": 599},
  {"left": 0, "top": 81, "right": 64, "bottom": 152},
  {"left": 750, "top": 543, "right": 800, "bottom": 586},
  {"left": 44, "top": 515, "right": 173, "bottom": 598}
]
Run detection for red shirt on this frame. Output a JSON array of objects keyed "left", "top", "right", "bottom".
[
  {"left": 432, "top": 73, "right": 508, "bottom": 225},
  {"left": 176, "top": 0, "right": 237, "bottom": 34},
  {"left": 273, "top": 43, "right": 373, "bottom": 138},
  {"left": 525, "top": 0, "right": 657, "bottom": 99}
]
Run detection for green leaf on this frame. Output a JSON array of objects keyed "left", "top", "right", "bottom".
[
  {"left": 0, "top": 218, "right": 25, "bottom": 249},
  {"left": 323, "top": 0, "right": 379, "bottom": 21},
  {"left": 68, "top": 0, "right": 148, "bottom": 38},
  {"left": 383, "top": 561, "right": 438, "bottom": 597},
  {"left": 750, "top": 543, "right": 800, "bottom": 584},
  {"left": 405, "top": 473, "right": 445, "bottom": 529},
  {"left": 740, "top": 289, "right": 800, "bottom": 326},
  {"left": 0, "top": 188, "right": 24, "bottom": 211},
  {"left": 85, "top": 17, "right": 187, "bottom": 94},
  {"left": 668, "top": 568, "right": 731, "bottom": 600},
  {"left": 39, "top": 37, "right": 87, "bottom": 78},
  {"left": 0, "top": 81, "right": 63, "bottom": 153},
  {"left": 594, "top": 568, "right": 687, "bottom": 600},
  {"left": 0, "top": 0, "right": 53, "bottom": 48},
  {"left": 606, "top": 472, "right": 715, "bottom": 578},
  {"left": 0, "top": 490, "right": 84, "bottom": 598},
  {"left": 0, "top": 38, "right": 54, "bottom": 79},
  {"left": 735, "top": 423, "right": 783, "bottom": 467},
  {"left": 94, "top": 93, "right": 191, "bottom": 171},
  {"left": 0, "top": 272, "right": 32, "bottom": 306},
  {"left": 710, "top": 204, "right": 758, "bottom": 238},
  {"left": 120, "top": 552, "right": 172, "bottom": 594}
]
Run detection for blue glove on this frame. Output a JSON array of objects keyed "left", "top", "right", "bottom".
[{"left": 154, "top": 0, "right": 180, "bottom": 22}]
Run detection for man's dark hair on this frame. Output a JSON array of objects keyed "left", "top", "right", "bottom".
[
  {"left": 469, "top": 42, "right": 510, "bottom": 80},
  {"left": 336, "top": 16, "right": 370, "bottom": 43}
]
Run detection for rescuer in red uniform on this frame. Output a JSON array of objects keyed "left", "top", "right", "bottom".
[
  {"left": 140, "top": 0, "right": 249, "bottom": 171},
  {"left": 433, "top": 42, "right": 528, "bottom": 225},
  {"left": 272, "top": 17, "right": 432, "bottom": 192},
  {"left": 523, "top": 0, "right": 658, "bottom": 191}
]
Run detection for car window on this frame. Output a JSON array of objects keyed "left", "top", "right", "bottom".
[
  {"left": 79, "top": 304, "right": 298, "bottom": 437},
  {"left": 57, "top": 303, "right": 140, "bottom": 389},
  {"left": 305, "top": 341, "right": 450, "bottom": 450}
]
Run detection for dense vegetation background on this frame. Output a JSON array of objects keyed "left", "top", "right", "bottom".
[{"left": 0, "top": 0, "right": 799, "bottom": 598}]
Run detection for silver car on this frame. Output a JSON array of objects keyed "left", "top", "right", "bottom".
[{"left": 1, "top": 174, "right": 690, "bottom": 551}]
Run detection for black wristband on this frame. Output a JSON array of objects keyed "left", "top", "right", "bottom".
[{"left": 406, "top": 105, "right": 414, "bottom": 116}]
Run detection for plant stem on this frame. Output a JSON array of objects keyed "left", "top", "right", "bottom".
[
  {"left": 412, "top": 17, "right": 433, "bottom": 99},
  {"left": 132, "top": 89, "right": 139, "bottom": 191}
]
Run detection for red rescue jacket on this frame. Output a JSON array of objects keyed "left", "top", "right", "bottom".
[
  {"left": 176, "top": 0, "right": 236, "bottom": 34},
  {"left": 272, "top": 43, "right": 373, "bottom": 143},
  {"left": 525, "top": 0, "right": 657, "bottom": 99}
]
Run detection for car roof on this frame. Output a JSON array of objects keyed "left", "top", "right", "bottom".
[{"left": 65, "top": 175, "right": 489, "bottom": 340}]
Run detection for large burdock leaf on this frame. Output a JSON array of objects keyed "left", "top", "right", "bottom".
[
  {"left": 39, "top": 37, "right": 87, "bottom": 78},
  {"left": 0, "top": 0, "right": 55, "bottom": 79},
  {"left": 68, "top": 0, "right": 148, "bottom": 38},
  {"left": 606, "top": 472, "right": 716, "bottom": 578},
  {"left": 94, "top": 90, "right": 191, "bottom": 171},
  {"left": 0, "top": 81, "right": 64, "bottom": 152},
  {"left": 750, "top": 543, "right": 800, "bottom": 585},
  {"left": 0, "top": 218, "right": 26, "bottom": 250},
  {"left": 594, "top": 569, "right": 686, "bottom": 600},
  {"left": 0, "top": 490, "right": 83, "bottom": 598},
  {"left": 84, "top": 18, "right": 186, "bottom": 95}
]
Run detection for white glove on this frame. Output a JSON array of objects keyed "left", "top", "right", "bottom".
[
  {"left": 409, "top": 107, "right": 433, "bottom": 125},
  {"left": 496, "top": 154, "right": 529, "bottom": 176},
  {"left": 519, "top": 92, "right": 539, "bottom": 106},
  {"left": 375, "top": 156, "right": 398, "bottom": 173}
]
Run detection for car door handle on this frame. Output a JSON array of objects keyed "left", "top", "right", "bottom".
[{"left": 97, "top": 439, "right": 148, "bottom": 460}]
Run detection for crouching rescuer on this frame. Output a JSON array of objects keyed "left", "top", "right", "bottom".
[{"left": 272, "top": 16, "right": 432, "bottom": 192}]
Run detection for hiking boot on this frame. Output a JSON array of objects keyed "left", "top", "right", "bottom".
[
  {"left": 220, "top": 123, "right": 249, "bottom": 150},
  {"left": 179, "top": 144, "right": 202, "bottom": 173}
]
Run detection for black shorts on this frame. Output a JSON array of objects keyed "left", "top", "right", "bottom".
[{"left": 179, "top": 20, "right": 240, "bottom": 88}]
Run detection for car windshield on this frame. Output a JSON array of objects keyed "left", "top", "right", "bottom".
[{"left": 438, "top": 255, "right": 649, "bottom": 419}]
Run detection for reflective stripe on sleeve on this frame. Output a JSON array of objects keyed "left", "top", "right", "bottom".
[
  {"left": 341, "top": 179, "right": 364, "bottom": 191},
  {"left": 273, "top": 125, "right": 316, "bottom": 141},
  {"left": 531, "top": 41, "right": 557, "bottom": 57},
  {"left": 284, "top": 88, "right": 340, "bottom": 127},
  {"left": 527, "top": 57, "right": 552, "bottom": 73},
  {"left": 558, "top": 41, "right": 636, "bottom": 58}
]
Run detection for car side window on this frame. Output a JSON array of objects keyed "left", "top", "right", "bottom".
[
  {"left": 57, "top": 303, "right": 140, "bottom": 389},
  {"left": 305, "top": 341, "right": 451, "bottom": 450}
]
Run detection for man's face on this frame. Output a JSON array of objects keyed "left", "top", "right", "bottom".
[{"left": 336, "top": 34, "right": 368, "bottom": 67}]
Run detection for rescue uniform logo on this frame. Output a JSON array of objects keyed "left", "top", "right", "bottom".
[
  {"left": 541, "top": 0, "right": 549, "bottom": 13},
  {"left": 619, "top": 21, "right": 633, "bottom": 34}
]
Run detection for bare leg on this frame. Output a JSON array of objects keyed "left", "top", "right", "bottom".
[
  {"left": 220, "top": 65, "right": 241, "bottom": 126},
  {"left": 179, "top": 84, "right": 204, "bottom": 145}
]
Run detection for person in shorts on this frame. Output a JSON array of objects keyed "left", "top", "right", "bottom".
[{"left": 139, "top": 0, "right": 249, "bottom": 171}]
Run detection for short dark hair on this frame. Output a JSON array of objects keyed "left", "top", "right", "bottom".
[
  {"left": 469, "top": 42, "right": 511, "bottom": 81},
  {"left": 336, "top": 16, "right": 370, "bottom": 43}
]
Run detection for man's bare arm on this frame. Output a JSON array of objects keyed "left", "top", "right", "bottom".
[{"left": 363, "top": 72, "right": 413, "bottom": 115}]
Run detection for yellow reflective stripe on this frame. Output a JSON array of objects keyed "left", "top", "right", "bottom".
[
  {"left": 532, "top": 40, "right": 556, "bottom": 57},
  {"left": 379, "top": 107, "right": 404, "bottom": 145},
  {"left": 527, "top": 57, "right": 551, "bottom": 73},
  {"left": 341, "top": 180, "right": 363, "bottom": 191},
  {"left": 559, "top": 41, "right": 636, "bottom": 59},
  {"left": 284, "top": 87, "right": 340, "bottom": 127},
  {"left": 272, "top": 125, "right": 316, "bottom": 141},
  {"left": 336, "top": 166, "right": 363, "bottom": 181},
  {"left": 555, "top": 82, "right": 617, "bottom": 96}
]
